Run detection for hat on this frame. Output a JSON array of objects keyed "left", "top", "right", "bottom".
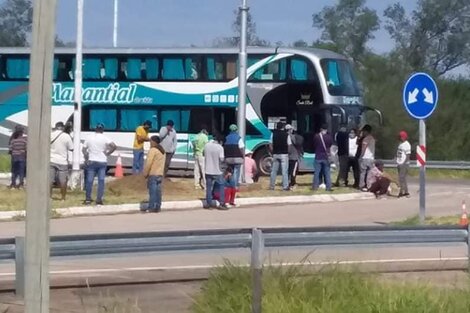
[
  {"left": 229, "top": 124, "right": 238, "bottom": 131},
  {"left": 285, "top": 124, "right": 293, "bottom": 130},
  {"left": 399, "top": 130, "right": 408, "bottom": 140}
]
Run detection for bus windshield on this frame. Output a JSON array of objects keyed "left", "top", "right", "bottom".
[{"left": 320, "top": 59, "right": 361, "bottom": 97}]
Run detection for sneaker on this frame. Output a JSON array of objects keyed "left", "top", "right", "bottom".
[
  {"left": 148, "top": 208, "right": 161, "bottom": 213},
  {"left": 361, "top": 188, "right": 368, "bottom": 192},
  {"left": 229, "top": 203, "right": 239, "bottom": 208},
  {"left": 95, "top": 200, "right": 104, "bottom": 206},
  {"left": 217, "top": 204, "right": 229, "bottom": 210},
  {"left": 83, "top": 200, "right": 92, "bottom": 205},
  {"left": 203, "top": 205, "right": 213, "bottom": 210}
]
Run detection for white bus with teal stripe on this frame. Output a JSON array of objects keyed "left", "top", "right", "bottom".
[{"left": 0, "top": 47, "right": 380, "bottom": 174}]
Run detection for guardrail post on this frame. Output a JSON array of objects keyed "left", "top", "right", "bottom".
[
  {"left": 251, "top": 228, "right": 264, "bottom": 313},
  {"left": 15, "top": 236, "right": 25, "bottom": 297}
]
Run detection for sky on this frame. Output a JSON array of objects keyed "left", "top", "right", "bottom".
[{"left": 54, "top": 0, "right": 418, "bottom": 54}]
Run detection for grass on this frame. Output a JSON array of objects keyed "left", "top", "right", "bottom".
[
  {"left": 192, "top": 264, "right": 470, "bottom": 313},
  {"left": 0, "top": 155, "right": 9, "bottom": 173},
  {"left": 392, "top": 214, "right": 460, "bottom": 226},
  {"left": 0, "top": 174, "right": 354, "bottom": 212}
]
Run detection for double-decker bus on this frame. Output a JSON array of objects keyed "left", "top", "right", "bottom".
[{"left": 0, "top": 47, "right": 381, "bottom": 174}]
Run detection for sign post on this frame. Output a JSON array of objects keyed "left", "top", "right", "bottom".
[{"left": 403, "top": 72, "right": 438, "bottom": 224}]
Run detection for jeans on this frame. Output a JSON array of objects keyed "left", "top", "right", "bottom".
[
  {"left": 336, "top": 155, "right": 349, "bottom": 186},
  {"left": 147, "top": 175, "right": 163, "bottom": 211},
  {"left": 11, "top": 159, "right": 26, "bottom": 187},
  {"left": 133, "top": 149, "right": 144, "bottom": 174},
  {"left": 360, "top": 158, "right": 374, "bottom": 189},
  {"left": 231, "top": 163, "right": 242, "bottom": 187},
  {"left": 313, "top": 159, "right": 332, "bottom": 190},
  {"left": 269, "top": 154, "right": 289, "bottom": 190},
  {"left": 85, "top": 161, "right": 107, "bottom": 202},
  {"left": 398, "top": 163, "right": 409, "bottom": 194},
  {"left": 206, "top": 174, "right": 225, "bottom": 206},
  {"left": 164, "top": 152, "right": 174, "bottom": 176},
  {"left": 194, "top": 155, "right": 206, "bottom": 188}
]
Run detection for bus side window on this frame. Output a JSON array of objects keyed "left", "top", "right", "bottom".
[
  {"left": 83, "top": 57, "right": 102, "bottom": 80},
  {"left": 162, "top": 58, "right": 185, "bottom": 80},
  {"left": 84, "top": 108, "right": 117, "bottom": 131},
  {"left": 6, "top": 56, "right": 29, "bottom": 79},
  {"left": 188, "top": 108, "right": 212, "bottom": 133},
  {"left": 120, "top": 108, "right": 157, "bottom": 131}
]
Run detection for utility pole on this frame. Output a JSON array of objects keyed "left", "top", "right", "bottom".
[
  {"left": 70, "top": 0, "right": 84, "bottom": 190},
  {"left": 237, "top": 0, "right": 248, "bottom": 183},
  {"left": 113, "top": 0, "right": 118, "bottom": 47},
  {"left": 25, "top": 0, "right": 58, "bottom": 311}
]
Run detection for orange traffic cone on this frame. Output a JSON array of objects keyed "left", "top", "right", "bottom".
[
  {"left": 460, "top": 200, "right": 468, "bottom": 226},
  {"left": 114, "top": 154, "right": 124, "bottom": 178}
]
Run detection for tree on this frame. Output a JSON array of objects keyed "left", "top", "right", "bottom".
[
  {"left": 0, "top": 0, "right": 32, "bottom": 46},
  {"left": 213, "top": 8, "right": 269, "bottom": 47},
  {"left": 384, "top": 0, "right": 470, "bottom": 76},
  {"left": 312, "top": 0, "right": 380, "bottom": 63},
  {"left": 292, "top": 40, "right": 308, "bottom": 48}
]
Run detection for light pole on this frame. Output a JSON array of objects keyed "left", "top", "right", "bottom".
[
  {"left": 113, "top": 0, "right": 118, "bottom": 47},
  {"left": 70, "top": 0, "right": 84, "bottom": 190},
  {"left": 237, "top": 0, "right": 248, "bottom": 183}
]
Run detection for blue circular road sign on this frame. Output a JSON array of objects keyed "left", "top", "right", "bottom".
[{"left": 402, "top": 72, "right": 438, "bottom": 120}]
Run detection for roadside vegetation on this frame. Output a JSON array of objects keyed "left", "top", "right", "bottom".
[
  {"left": 193, "top": 264, "right": 470, "bottom": 313},
  {"left": 393, "top": 215, "right": 460, "bottom": 226}
]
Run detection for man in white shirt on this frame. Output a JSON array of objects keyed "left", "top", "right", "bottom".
[
  {"left": 82, "top": 123, "right": 117, "bottom": 205},
  {"left": 50, "top": 122, "right": 73, "bottom": 201},
  {"left": 348, "top": 129, "right": 360, "bottom": 189},
  {"left": 359, "top": 124, "right": 375, "bottom": 191},
  {"left": 159, "top": 119, "right": 178, "bottom": 177},
  {"left": 396, "top": 130, "right": 411, "bottom": 198}
]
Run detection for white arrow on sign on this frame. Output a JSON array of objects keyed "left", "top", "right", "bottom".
[
  {"left": 422, "top": 88, "right": 434, "bottom": 104},
  {"left": 408, "top": 88, "right": 419, "bottom": 104}
]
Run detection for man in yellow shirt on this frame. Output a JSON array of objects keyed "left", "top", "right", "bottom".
[
  {"left": 133, "top": 120, "right": 152, "bottom": 174},
  {"left": 142, "top": 135, "right": 166, "bottom": 213}
]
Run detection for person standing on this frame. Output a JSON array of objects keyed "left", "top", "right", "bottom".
[
  {"left": 348, "top": 129, "right": 360, "bottom": 189},
  {"left": 8, "top": 128, "right": 27, "bottom": 189},
  {"left": 204, "top": 135, "right": 228, "bottom": 210},
  {"left": 286, "top": 124, "right": 303, "bottom": 189},
  {"left": 142, "top": 136, "right": 166, "bottom": 213},
  {"left": 359, "top": 125, "right": 375, "bottom": 191},
  {"left": 269, "top": 122, "right": 291, "bottom": 191},
  {"left": 224, "top": 124, "right": 244, "bottom": 187},
  {"left": 313, "top": 124, "right": 333, "bottom": 191},
  {"left": 50, "top": 122, "right": 73, "bottom": 201},
  {"left": 159, "top": 120, "right": 177, "bottom": 177},
  {"left": 132, "top": 120, "right": 152, "bottom": 174},
  {"left": 334, "top": 125, "right": 349, "bottom": 187},
  {"left": 82, "top": 123, "right": 117, "bottom": 205},
  {"left": 396, "top": 130, "right": 411, "bottom": 198},
  {"left": 192, "top": 127, "right": 209, "bottom": 189}
]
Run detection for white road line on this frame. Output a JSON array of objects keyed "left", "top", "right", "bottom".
[{"left": 0, "top": 257, "right": 466, "bottom": 277}]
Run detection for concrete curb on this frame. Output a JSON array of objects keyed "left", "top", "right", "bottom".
[
  {"left": 0, "top": 192, "right": 375, "bottom": 221},
  {"left": 0, "top": 173, "right": 11, "bottom": 179}
]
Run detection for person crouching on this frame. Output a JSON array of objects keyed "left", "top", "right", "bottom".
[{"left": 142, "top": 136, "right": 166, "bottom": 213}]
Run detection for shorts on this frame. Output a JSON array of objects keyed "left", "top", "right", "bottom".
[{"left": 50, "top": 163, "right": 69, "bottom": 186}]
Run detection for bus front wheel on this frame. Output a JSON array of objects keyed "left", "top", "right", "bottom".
[{"left": 254, "top": 147, "right": 272, "bottom": 176}]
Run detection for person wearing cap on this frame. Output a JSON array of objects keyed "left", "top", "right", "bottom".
[
  {"left": 50, "top": 121, "right": 73, "bottom": 201},
  {"left": 142, "top": 136, "right": 166, "bottom": 213},
  {"left": 82, "top": 123, "right": 117, "bottom": 205},
  {"left": 396, "top": 130, "right": 411, "bottom": 198},
  {"left": 312, "top": 124, "right": 333, "bottom": 191},
  {"left": 133, "top": 120, "right": 152, "bottom": 174},
  {"left": 192, "top": 126, "right": 209, "bottom": 189},
  {"left": 286, "top": 124, "right": 303, "bottom": 189},
  {"left": 159, "top": 119, "right": 178, "bottom": 177},
  {"left": 223, "top": 124, "right": 244, "bottom": 187},
  {"left": 269, "top": 122, "right": 291, "bottom": 191}
]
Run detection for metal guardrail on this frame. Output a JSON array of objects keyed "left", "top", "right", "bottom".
[
  {"left": 380, "top": 160, "right": 470, "bottom": 170},
  {"left": 2, "top": 225, "right": 470, "bottom": 310}
]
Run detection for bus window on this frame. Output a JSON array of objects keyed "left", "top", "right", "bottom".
[
  {"left": 120, "top": 108, "right": 157, "bottom": 131},
  {"left": 249, "top": 59, "right": 287, "bottom": 81},
  {"left": 186, "top": 57, "right": 201, "bottom": 80},
  {"left": 103, "top": 58, "right": 118, "bottom": 80},
  {"left": 125, "top": 58, "right": 142, "bottom": 80},
  {"left": 206, "top": 55, "right": 237, "bottom": 81},
  {"left": 160, "top": 109, "right": 190, "bottom": 132},
  {"left": 6, "top": 56, "right": 29, "bottom": 79},
  {"left": 320, "top": 59, "right": 361, "bottom": 96},
  {"left": 82, "top": 57, "right": 102, "bottom": 80},
  {"left": 162, "top": 58, "right": 185, "bottom": 80},
  {"left": 145, "top": 58, "right": 159, "bottom": 80},
  {"left": 87, "top": 108, "right": 117, "bottom": 130},
  {"left": 288, "top": 57, "right": 317, "bottom": 82}
]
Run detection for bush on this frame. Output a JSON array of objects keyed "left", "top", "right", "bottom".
[{"left": 193, "top": 264, "right": 470, "bottom": 313}]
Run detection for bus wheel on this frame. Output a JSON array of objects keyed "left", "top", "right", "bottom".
[{"left": 254, "top": 147, "right": 272, "bottom": 176}]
